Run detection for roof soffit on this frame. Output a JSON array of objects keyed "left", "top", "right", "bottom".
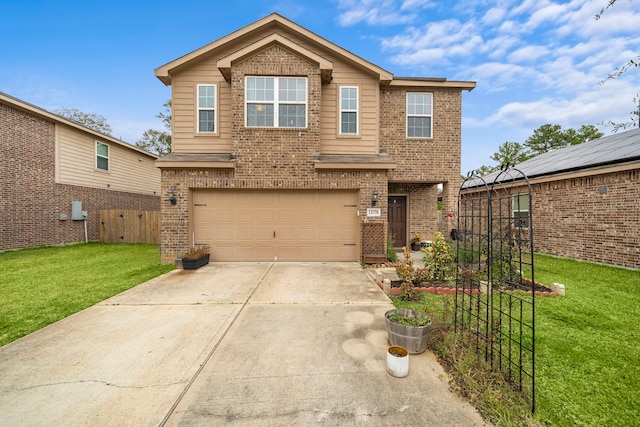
[
  {"left": 155, "top": 13, "right": 392, "bottom": 85},
  {"left": 217, "top": 34, "right": 334, "bottom": 83}
]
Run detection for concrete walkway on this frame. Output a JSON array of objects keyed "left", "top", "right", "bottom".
[{"left": 0, "top": 262, "right": 486, "bottom": 426}]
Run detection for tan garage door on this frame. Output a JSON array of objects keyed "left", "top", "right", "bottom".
[{"left": 192, "top": 190, "right": 359, "bottom": 261}]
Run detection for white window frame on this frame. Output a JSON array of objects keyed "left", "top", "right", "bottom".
[
  {"left": 197, "top": 84, "right": 217, "bottom": 134},
  {"left": 339, "top": 86, "right": 359, "bottom": 135},
  {"left": 245, "top": 76, "right": 307, "bottom": 128},
  {"left": 406, "top": 92, "right": 433, "bottom": 138},
  {"left": 512, "top": 194, "right": 530, "bottom": 229},
  {"left": 95, "top": 141, "right": 109, "bottom": 171}
]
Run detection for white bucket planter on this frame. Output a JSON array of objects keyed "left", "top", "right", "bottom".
[{"left": 387, "top": 345, "right": 409, "bottom": 378}]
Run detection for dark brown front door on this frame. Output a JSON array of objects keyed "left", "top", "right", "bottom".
[{"left": 388, "top": 196, "right": 407, "bottom": 248}]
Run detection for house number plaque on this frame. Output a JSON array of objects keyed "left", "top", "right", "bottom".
[{"left": 366, "top": 208, "right": 381, "bottom": 217}]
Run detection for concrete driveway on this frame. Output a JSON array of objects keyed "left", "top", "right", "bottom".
[{"left": 0, "top": 262, "right": 486, "bottom": 426}]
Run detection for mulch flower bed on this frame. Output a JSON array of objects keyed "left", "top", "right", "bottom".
[{"left": 376, "top": 278, "right": 560, "bottom": 297}]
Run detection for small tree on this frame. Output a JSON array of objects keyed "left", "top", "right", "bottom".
[
  {"left": 490, "top": 141, "right": 531, "bottom": 167},
  {"left": 136, "top": 100, "right": 171, "bottom": 156}
]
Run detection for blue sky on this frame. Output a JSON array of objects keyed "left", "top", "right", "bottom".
[{"left": 1, "top": 0, "right": 638, "bottom": 174}]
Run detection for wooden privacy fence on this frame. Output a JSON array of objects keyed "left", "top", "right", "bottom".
[{"left": 100, "top": 210, "right": 160, "bottom": 244}]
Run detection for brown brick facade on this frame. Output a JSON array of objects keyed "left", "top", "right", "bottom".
[
  {"left": 381, "top": 87, "right": 462, "bottom": 238},
  {"left": 530, "top": 170, "right": 640, "bottom": 269},
  {"left": 1, "top": 101, "right": 159, "bottom": 251}
]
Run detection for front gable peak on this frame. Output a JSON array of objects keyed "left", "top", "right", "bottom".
[
  {"left": 155, "top": 13, "right": 392, "bottom": 85},
  {"left": 217, "top": 33, "right": 334, "bottom": 84}
]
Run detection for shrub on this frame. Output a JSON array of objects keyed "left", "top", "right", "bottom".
[
  {"left": 413, "top": 267, "right": 431, "bottom": 285},
  {"left": 423, "top": 232, "right": 455, "bottom": 282}
]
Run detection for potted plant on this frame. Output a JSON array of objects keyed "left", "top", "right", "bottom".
[
  {"left": 180, "top": 245, "right": 210, "bottom": 270},
  {"left": 385, "top": 308, "right": 431, "bottom": 354},
  {"left": 410, "top": 234, "right": 422, "bottom": 251}
]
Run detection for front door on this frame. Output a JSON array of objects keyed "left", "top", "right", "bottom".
[{"left": 388, "top": 196, "right": 407, "bottom": 248}]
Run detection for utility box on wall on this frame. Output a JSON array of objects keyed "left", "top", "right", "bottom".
[{"left": 71, "top": 201, "right": 84, "bottom": 220}]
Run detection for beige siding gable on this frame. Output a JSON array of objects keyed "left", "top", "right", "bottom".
[{"left": 57, "top": 124, "right": 160, "bottom": 196}]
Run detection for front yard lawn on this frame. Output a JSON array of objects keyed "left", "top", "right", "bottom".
[{"left": 0, "top": 243, "right": 173, "bottom": 347}]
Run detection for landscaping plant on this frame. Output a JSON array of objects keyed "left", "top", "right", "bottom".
[
  {"left": 392, "top": 254, "right": 640, "bottom": 426},
  {"left": 422, "top": 231, "right": 455, "bottom": 282}
]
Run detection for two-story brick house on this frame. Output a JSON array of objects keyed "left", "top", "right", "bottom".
[
  {"left": 1, "top": 92, "right": 160, "bottom": 251},
  {"left": 155, "top": 14, "right": 475, "bottom": 263}
]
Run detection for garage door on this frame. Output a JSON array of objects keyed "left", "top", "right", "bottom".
[{"left": 192, "top": 190, "right": 359, "bottom": 261}]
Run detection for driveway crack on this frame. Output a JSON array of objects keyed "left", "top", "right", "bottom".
[{"left": 12, "top": 379, "right": 184, "bottom": 392}]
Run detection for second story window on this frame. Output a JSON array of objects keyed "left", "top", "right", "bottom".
[
  {"left": 197, "top": 84, "right": 216, "bottom": 133},
  {"left": 340, "top": 86, "right": 358, "bottom": 135},
  {"left": 96, "top": 141, "right": 109, "bottom": 171},
  {"left": 407, "top": 92, "right": 433, "bottom": 138},
  {"left": 245, "top": 76, "right": 307, "bottom": 128}
]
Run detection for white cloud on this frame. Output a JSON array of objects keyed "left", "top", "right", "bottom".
[
  {"left": 485, "top": 35, "right": 521, "bottom": 60},
  {"left": 484, "top": 78, "right": 637, "bottom": 130},
  {"left": 508, "top": 45, "right": 549, "bottom": 63},
  {"left": 336, "top": 0, "right": 421, "bottom": 26},
  {"left": 522, "top": 2, "right": 567, "bottom": 31},
  {"left": 482, "top": 7, "right": 506, "bottom": 25},
  {"left": 400, "top": 0, "right": 434, "bottom": 11},
  {"left": 466, "top": 62, "right": 535, "bottom": 92},
  {"left": 382, "top": 19, "right": 478, "bottom": 51}
]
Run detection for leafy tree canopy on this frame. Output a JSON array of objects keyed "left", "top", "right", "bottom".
[
  {"left": 490, "top": 141, "right": 530, "bottom": 167},
  {"left": 54, "top": 107, "right": 113, "bottom": 135},
  {"left": 467, "top": 124, "right": 604, "bottom": 178},
  {"left": 525, "top": 124, "right": 603, "bottom": 154},
  {"left": 136, "top": 100, "right": 171, "bottom": 156}
]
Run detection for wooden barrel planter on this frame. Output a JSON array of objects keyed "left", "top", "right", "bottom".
[{"left": 385, "top": 308, "right": 431, "bottom": 354}]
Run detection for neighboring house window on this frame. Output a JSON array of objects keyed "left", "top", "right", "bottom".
[
  {"left": 406, "top": 92, "right": 433, "bottom": 138},
  {"left": 197, "top": 84, "right": 216, "bottom": 133},
  {"left": 96, "top": 141, "right": 109, "bottom": 171},
  {"left": 512, "top": 194, "right": 530, "bottom": 228},
  {"left": 245, "top": 76, "right": 307, "bottom": 128},
  {"left": 340, "top": 86, "right": 358, "bottom": 135}
]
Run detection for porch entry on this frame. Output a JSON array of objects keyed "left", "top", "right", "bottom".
[{"left": 388, "top": 195, "right": 407, "bottom": 248}]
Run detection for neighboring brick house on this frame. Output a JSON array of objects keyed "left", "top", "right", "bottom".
[
  {"left": 0, "top": 92, "right": 161, "bottom": 250},
  {"left": 463, "top": 128, "right": 640, "bottom": 270},
  {"left": 154, "top": 14, "right": 475, "bottom": 263}
]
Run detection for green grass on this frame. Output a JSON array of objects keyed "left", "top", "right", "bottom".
[
  {"left": 532, "top": 255, "right": 640, "bottom": 426},
  {"left": 393, "top": 254, "right": 640, "bottom": 426},
  {"left": 0, "top": 243, "right": 173, "bottom": 346}
]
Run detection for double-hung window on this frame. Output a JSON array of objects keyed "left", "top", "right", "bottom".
[
  {"left": 406, "top": 92, "right": 433, "bottom": 138},
  {"left": 245, "top": 76, "right": 307, "bottom": 128},
  {"left": 96, "top": 141, "right": 109, "bottom": 171},
  {"left": 197, "top": 84, "right": 216, "bottom": 133},
  {"left": 339, "top": 86, "right": 358, "bottom": 135},
  {"left": 512, "top": 194, "right": 530, "bottom": 228}
]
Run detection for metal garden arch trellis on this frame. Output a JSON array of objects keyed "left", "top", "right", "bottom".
[{"left": 454, "top": 165, "right": 536, "bottom": 413}]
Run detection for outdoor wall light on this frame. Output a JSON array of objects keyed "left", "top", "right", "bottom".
[
  {"left": 372, "top": 189, "right": 379, "bottom": 207},
  {"left": 168, "top": 187, "right": 177, "bottom": 205}
]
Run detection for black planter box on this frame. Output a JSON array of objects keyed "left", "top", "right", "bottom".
[{"left": 181, "top": 254, "right": 210, "bottom": 270}]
